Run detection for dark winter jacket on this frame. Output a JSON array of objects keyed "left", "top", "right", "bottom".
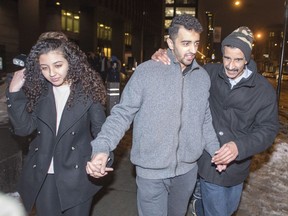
[
  {"left": 198, "top": 60, "right": 279, "bottom": 186},
  {"left": 6, "top": 83, "right": 107, "bottom": 212},
  {"left": 107, "top": 66, "right": 120, "bottom": 82}
]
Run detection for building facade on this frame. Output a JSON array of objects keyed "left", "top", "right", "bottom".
[{"left": 0, "top": 0, "right": 165, "bottom": 75}]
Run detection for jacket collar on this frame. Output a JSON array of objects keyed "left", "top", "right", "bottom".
[
  {"left": 36, "top": 83, "right": 93, "bottom": 137},
  {"left": 218, "top": 59, "right": 258, "bottom": 88}
]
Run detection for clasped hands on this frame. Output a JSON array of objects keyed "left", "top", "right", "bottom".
[
  {"left": 86, "top": 142, "right": 238, "bottom": 178},
  {"left": 213, "top": 141, "right": 239, "bottom": 172},
  {"left": 86, "top": 153, "right": 114, "bottom": 178}
]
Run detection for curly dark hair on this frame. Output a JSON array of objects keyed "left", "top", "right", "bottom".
[
  {"left": 23, "top": 38, "right": 106, "bottom": 112},
  {"left": 168, "top": 14, "right": 203, "bottom": 41}
]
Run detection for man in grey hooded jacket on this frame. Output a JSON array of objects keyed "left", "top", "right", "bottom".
[{"left": 86, "top": 14, "right": 223, "bottom": 216}]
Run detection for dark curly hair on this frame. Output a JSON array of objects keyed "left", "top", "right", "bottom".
[
  {"left": 23, "top": 38, "right": 106, "bottom": 112},
  {"left": 168, "top": 14, "right": 203, "bottom": 41}
]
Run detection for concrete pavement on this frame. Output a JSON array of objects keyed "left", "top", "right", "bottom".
[{"left": 90, "top": 130, "right": 138, "bottom": 216}]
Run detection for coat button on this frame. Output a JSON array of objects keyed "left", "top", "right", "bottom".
[
  {"left": 219, "top": 131, "right": 224, "bottom": 136},
  {"left": 37, "top": 131, "right": 41, "bottom": 135},
  {"left": 7, "top": 104, "right": 11, "bottom": 108},
  {"left": 32, "top": 165, "right": 37, "bottom": 168},
  {"left": 6, "top": 97, "right": 10, "bottom": 101},
  {"left": 71, "top": 146, "right": 75, "bottom": 150},
  {"left": 34, "top": 147, "right": 39, "bottom": 152},
  {"left": 74, "top": 165, "right": 79, "bottom": 169},
  {"left": 71, "top": 132, "right": 76, "bottom": 135}
]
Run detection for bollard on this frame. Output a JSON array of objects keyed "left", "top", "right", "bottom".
[{"left": 106, "top": 82, "right": 120, "bottom": 115}]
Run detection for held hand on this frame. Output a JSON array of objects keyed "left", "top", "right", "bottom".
[
  {"left": 86, "top": 153, "right": 114, "bottom": 178},
  {"left": 216, "top": 164, "right": 227, "bottom": 172},
  {"left": 9, "top": 68, "right": 26, "bottom": 93},
  {"left": 212, "top": 141, "right": 239, "bottom": 165},
  {"left": 151, "top": 48, "right": 170, "bottom": 65}
]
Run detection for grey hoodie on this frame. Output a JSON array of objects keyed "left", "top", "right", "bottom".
[{"left": 91, "top": 49, "right": 219, "bottom": 179}]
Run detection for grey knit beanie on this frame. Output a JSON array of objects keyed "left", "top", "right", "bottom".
[{"left": 221, "top": 26, "right": 254, "bottom": 62}]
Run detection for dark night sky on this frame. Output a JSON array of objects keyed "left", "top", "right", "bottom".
[{"left": 198, "top": 0, "right": 286, "bottom": 38}]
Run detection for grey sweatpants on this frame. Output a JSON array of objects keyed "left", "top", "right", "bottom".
[{"left": 136, "top": 165, "right": 198, "bottom": 216}]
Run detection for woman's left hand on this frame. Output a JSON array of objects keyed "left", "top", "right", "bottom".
[{"left": 9, "top": 68, "right": 26, "bottom": 93}]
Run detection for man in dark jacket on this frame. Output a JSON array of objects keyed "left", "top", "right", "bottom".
[
  {"left": 151, "top": 26, "right": 279, "bottom": 216},
  {"left": 197, "top": 26, "right": 279, "bottom": 216}
]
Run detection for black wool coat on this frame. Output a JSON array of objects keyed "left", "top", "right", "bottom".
[
  {"left": 6, "top": 84, "right": 107, "bottom": 212},
  {"left": 198, "top": 60, "right": 279, "bottom": 186}
]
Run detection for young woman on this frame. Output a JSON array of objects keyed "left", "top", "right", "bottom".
[{"left": 7, "top": 34, "right": 112, "bottom": 216}]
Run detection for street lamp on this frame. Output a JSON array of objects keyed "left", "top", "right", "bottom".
[
  {"left": 233, "top": 0, "right": 243, "bottom": 9},
  {"left": 256, "top": 33, "right": 262, "bottom": 39},
  {"left": 234, "top": 1, "right": 241, "bottom": 7},
  {"left": 276, "top": 0, "right": 288, "bottom": 105},
  {"left": 253, "top": 32, "right": 265, "bottom": 71}
]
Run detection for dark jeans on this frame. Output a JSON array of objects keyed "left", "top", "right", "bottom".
[{"left": 200, "top": 177, "right": 243, "bottom": 216}]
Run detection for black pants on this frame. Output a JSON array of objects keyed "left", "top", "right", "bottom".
[{"left": 35, "top": 174, "right": 93, "bottom": 216}]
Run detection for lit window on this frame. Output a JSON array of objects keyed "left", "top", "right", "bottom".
[
  {"left": 97, "top": 47, "right": 111, "bottom": 59},
  {"left": 125, "top": 33, "right": 132, "bottom": 46},
  {"left": 67, "top": 14, "right": 72, "bottom": 31},
  {"left": 73, "top": 16, "right": 80, "bottom": 33},
  {"left": 165, "top": 7, "right": 174, "bottom": 17},
  {"left": 165, "top": 20, "right": 172, "bottom": 29},
  {"left": 269, "top": 32, "right": 275, "bottom": 37},
  {"left": 103, "top": 47, "right": 111, "bottom": 58},
  {"left": 97, "top": 23, "right": 112, "bottom": 41},
  {"left": 124, "top": 23, "right": 132, "bottom": 46},
  {"left": 61, "top": 10, "right": 80, "bottom": 33},
  {"left": 175, "top": 7, "right": 195, "bottom": 16},
  {"left": 165, "top": 0, "right": 174, "bottom": 4}
]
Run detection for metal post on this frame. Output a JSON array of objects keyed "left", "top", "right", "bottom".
[
  {"left": 106, "top": 82, "right": 120, "bottom": 115},
  {"left": 276, "top": 0, "right": 288, "bottom": 105}
]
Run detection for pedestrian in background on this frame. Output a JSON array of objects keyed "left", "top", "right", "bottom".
[
  {"left": 106, "top": 56, "right": 121, "bottom": 114},
  {"left": 98, "top": 49, "right": 109, "bottom": 83},
  {"left": 87, "top": 51, "right": 98, "bottom": 71},
  {"left": 106, "top": 58, "right": 120, "bottom": 83},
  {"left": 6, "top": 33, "right": 112, "bottom": 216},
  {"left": 152, "top": 26, "right": 279, "bottom": 216},
  {"left": 86, "top": 14, "right": 224, "bottom": 216}
]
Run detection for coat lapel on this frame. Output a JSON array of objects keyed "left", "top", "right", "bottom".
[
  {"left": 56, "top": 91, "right": 92, "bottom": 139},
  {"left": 36, "top": 84, "right": 92, "bottom": 140},
  {"left": 36, "top": 85, "right": 57, "bottom": 135}
]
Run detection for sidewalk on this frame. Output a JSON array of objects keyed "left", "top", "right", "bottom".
[{"left": 90, "top": 130, "right": 138, "bottom": 216}]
